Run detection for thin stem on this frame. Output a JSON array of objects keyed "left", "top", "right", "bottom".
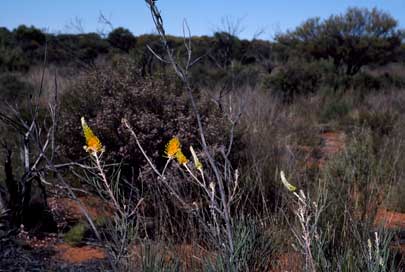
[{"left": 93, "top": 152, "right": 123, "bottom": 217}]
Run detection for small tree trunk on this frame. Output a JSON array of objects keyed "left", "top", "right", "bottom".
[{"left": 21, "top": 135, "right": 32, "bottom": 224}]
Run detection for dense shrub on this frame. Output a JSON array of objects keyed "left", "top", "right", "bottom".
[
  {"left": 320, "top": 98, "right": 351, "bottom": 123},
  {"left": 264, "top": 61, "right": 323, "bottom": 102},
  {"left": 275, "top": 7, "right": 402, "bottom": 75},
  {"left": 59, "top": 58, "right": 228, "bottom": 173},
  {"left": 0, "top": 73, "right": 33, "bottom": 102},
  {"left": 0, "top": 47, "right": 29, "bottom": 72},
  {"left": 356, "top": 110, "right": 398, "bottom": 137},
  {"left": 108, "top": 27, "right": 137, "bottom": 53}
]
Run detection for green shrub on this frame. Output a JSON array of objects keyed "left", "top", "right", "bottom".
[
  {"left": 350, "top": 73, "right": 382, "bottom": 93},
  {"left": 356, "top": 110, "right": 397, "bottom": 137},
  {"left": 313, "top": 129, "right": 401, "bottom": 270},
  {"left": 320, "top": 98, "right": 351, "bottom": 123},
  {"left": 0, "top": 48, "right": 29, "bottom": 72},
  {"left": 385, "top": 182, "right": 405, "bottom": 213},
  {"left": 0, "top": 73, "right": 33, "bottom": 102},
  {"left": 64, "top": 222, "right": 87, "bottom": 246},
  {"left": 264, "top": 61, "right": 324, "bottom": 102},
  {"left": 376, "top": 72, "right": 405, "bottom": 89},
  {"left": 140, "top": 243, "right": 180, "bottom": 272},
  {"left": 204, "top": 217, "right": 273, "bottom": 271}
]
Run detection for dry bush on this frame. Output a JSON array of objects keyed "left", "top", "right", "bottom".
[
  {"left": 59, "top": 57, "right": 228, "bottom": 173},
  {"left": 227, "top": 87, "right": 319, "bottom": 215}
]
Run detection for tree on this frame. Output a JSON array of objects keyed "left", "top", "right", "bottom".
[
  {"left": 107, "top": 27, "right": 137, "bottom": 52},
  {"left": 14, "top": 25, "right": 46, "bottom": 51},
  {"left": 275, "top": 8, "right": 403, "bottom": 75},
  {"left": 210, "top": 31, "right": 241, "bottom": 69}
]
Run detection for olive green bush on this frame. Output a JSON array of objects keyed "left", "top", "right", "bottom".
[
  {"left": 264, "top": 60, "right": 324, "bottom": 102},
  {"left": 275, "top": 7, "right": 402, "bottom": 76}
]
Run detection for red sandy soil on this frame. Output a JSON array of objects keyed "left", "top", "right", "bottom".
[
  {"left": 48, "top": 195, "right": 113, "bottom": 225},
  {"left": 271, "top": 252, "right": 303, "bottom": 272},
  {"left": 130, "top": 243, "right": 215, "bottom": 270},
  {"left": 317, "top": 131, "right": 346, "bottom": 168},
  {"left": 305, "top": 130, "right": 346, "bottom": 169},
  {"left": 45, "top": 196, "right": 111, "bottom": 264},
  {"left": 374, "top": 209, "right": 405, "bottom": 261},
  {"left": 374, "top": 208, "right": 405, "bottom": 229},
  {"left": 17, "top": 230, "right": 107, "bottom": 265},
  {"left": 54, "top": 243, "right": 106, "bottom": 264}
]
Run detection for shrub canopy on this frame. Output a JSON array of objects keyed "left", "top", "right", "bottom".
[{"left": 275, "top": 7, "right": 403, "bottom": 75}]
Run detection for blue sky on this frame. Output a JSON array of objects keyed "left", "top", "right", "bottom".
[{"left": 1, "top": 0, "right": 404, "bottom": 40}]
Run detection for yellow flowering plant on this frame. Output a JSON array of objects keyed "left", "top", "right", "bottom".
[
  {"left": 175, "top": 150, "right": 189, "bottom": 165},
  {"left": 81, "top": 117, "right": 104, "bottom": 154},
  {"left": 165, "top": 137, "right": 181, "bottom": 159}
]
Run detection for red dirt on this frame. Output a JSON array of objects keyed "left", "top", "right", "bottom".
[
  {"left": 374, "top": 208, "right": 405, "bottom": 229},
  {"left": 131, "top": 243, "right": 215, "bottom": 270},
  {"left": 318, "top": 131, "right": 346, "bottom": 168},
  {"left": 271, "top": 252, "right": 303, "bottom": 272},
  {"left": 45, "top": 196, "right": 111, "bottom": 264},
  {"left": 306, "top": 130, "right": 346, "bottom": 169},
  {"left": 54, "top": 243, "right": 106, "bottom": 264},
  {"left": 17, "top": 228, "right": 107, "bottom": 265},
  {"left": 48, "top": 196, "right": 113, "bottom": 225}
]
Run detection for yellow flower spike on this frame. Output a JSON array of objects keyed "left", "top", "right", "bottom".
[
  {"left": 190, "top": 146, "right": 203, "bottom": 170},
  {"left": 165, "top": 137, "right": 181, "bottom": 159},
  {"left": 175, "top": 150, "right": 189, "bottom": 165},
  {"left": 81, "top": 117, "right": 104, "bottom": 154},
  {"left": 280, "top": 171, "right": 297, "bottom": 192}
]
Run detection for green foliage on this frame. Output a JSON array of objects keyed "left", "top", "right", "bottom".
[
  {"left": 264, "top": 61, "right": 323, "bottom": 102},
  {"left": 386, "top": 182, "right": 405, "bottom": 213},
  {"left": 14, "top": 25, "right": 46, "bottom": 51},
  {"left": 205, "top": 217, "right": 273, "bottom": 271},
  {"left": 76, "top": 33, "right": 110, "bottom": 63},
  {"left": 276, "top": 7, "right": 402, "bottom": 75},
  {"left": 320, "top": 98, "right": 351, "bottom": 122},
  {"left": 211, "top": 32, "right": 242, "bottom": 68},
  {"left": 0, "top": 73, "right": 33, "bottom": 102},
  {"left": 64, "top": 222, "right": 87, "bottom": 246},
  {"left": 320, "top": 128, "right": 398, "bottom": 247},
  {"left": 0, "top": 47, "right": 29, "bottom": 72},
  {"left": 140, "top": 243, "right": 180, "bottom": 272},
  {"left": 307, "top": 129, "right": 401, "bottom": 270},
  {"left": 0, "top": 27, "right": 14, "bottom": 48},
  {"left": 108, "top": 27, "right": 137, "bottom": 52},
  {"left": 356, "top": 110, "right": 397, "bottom": 137}
]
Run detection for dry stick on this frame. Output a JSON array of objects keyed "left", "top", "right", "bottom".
[
  {"left": 93, "top": 152, "right": 123, "bottom": 217},
  {"left": 145, "top": 1, "right": 235, "bottom": 259}
]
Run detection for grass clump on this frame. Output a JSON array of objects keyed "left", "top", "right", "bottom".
[{"left": 64, "top": 222, "right": 88, "bottom": 246}]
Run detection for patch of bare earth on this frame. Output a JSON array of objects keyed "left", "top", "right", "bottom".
[
  {"left": 305, "top": 130, "right": 346, "bottom": 169},
  {"left": 54, "top": 243, "right": 106, "bottom": 264},
  {"left": 374, "top": 208, "right": 405, "bottom": 230},
  {"left": 45, "top": 196, "right": 110, "bottom": 265},
  {"left": 48, "top": 195, "right": 113, "bottom": 224},
  {"left": 271, "top": 252, "right": 303, "bottom": 272}
]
